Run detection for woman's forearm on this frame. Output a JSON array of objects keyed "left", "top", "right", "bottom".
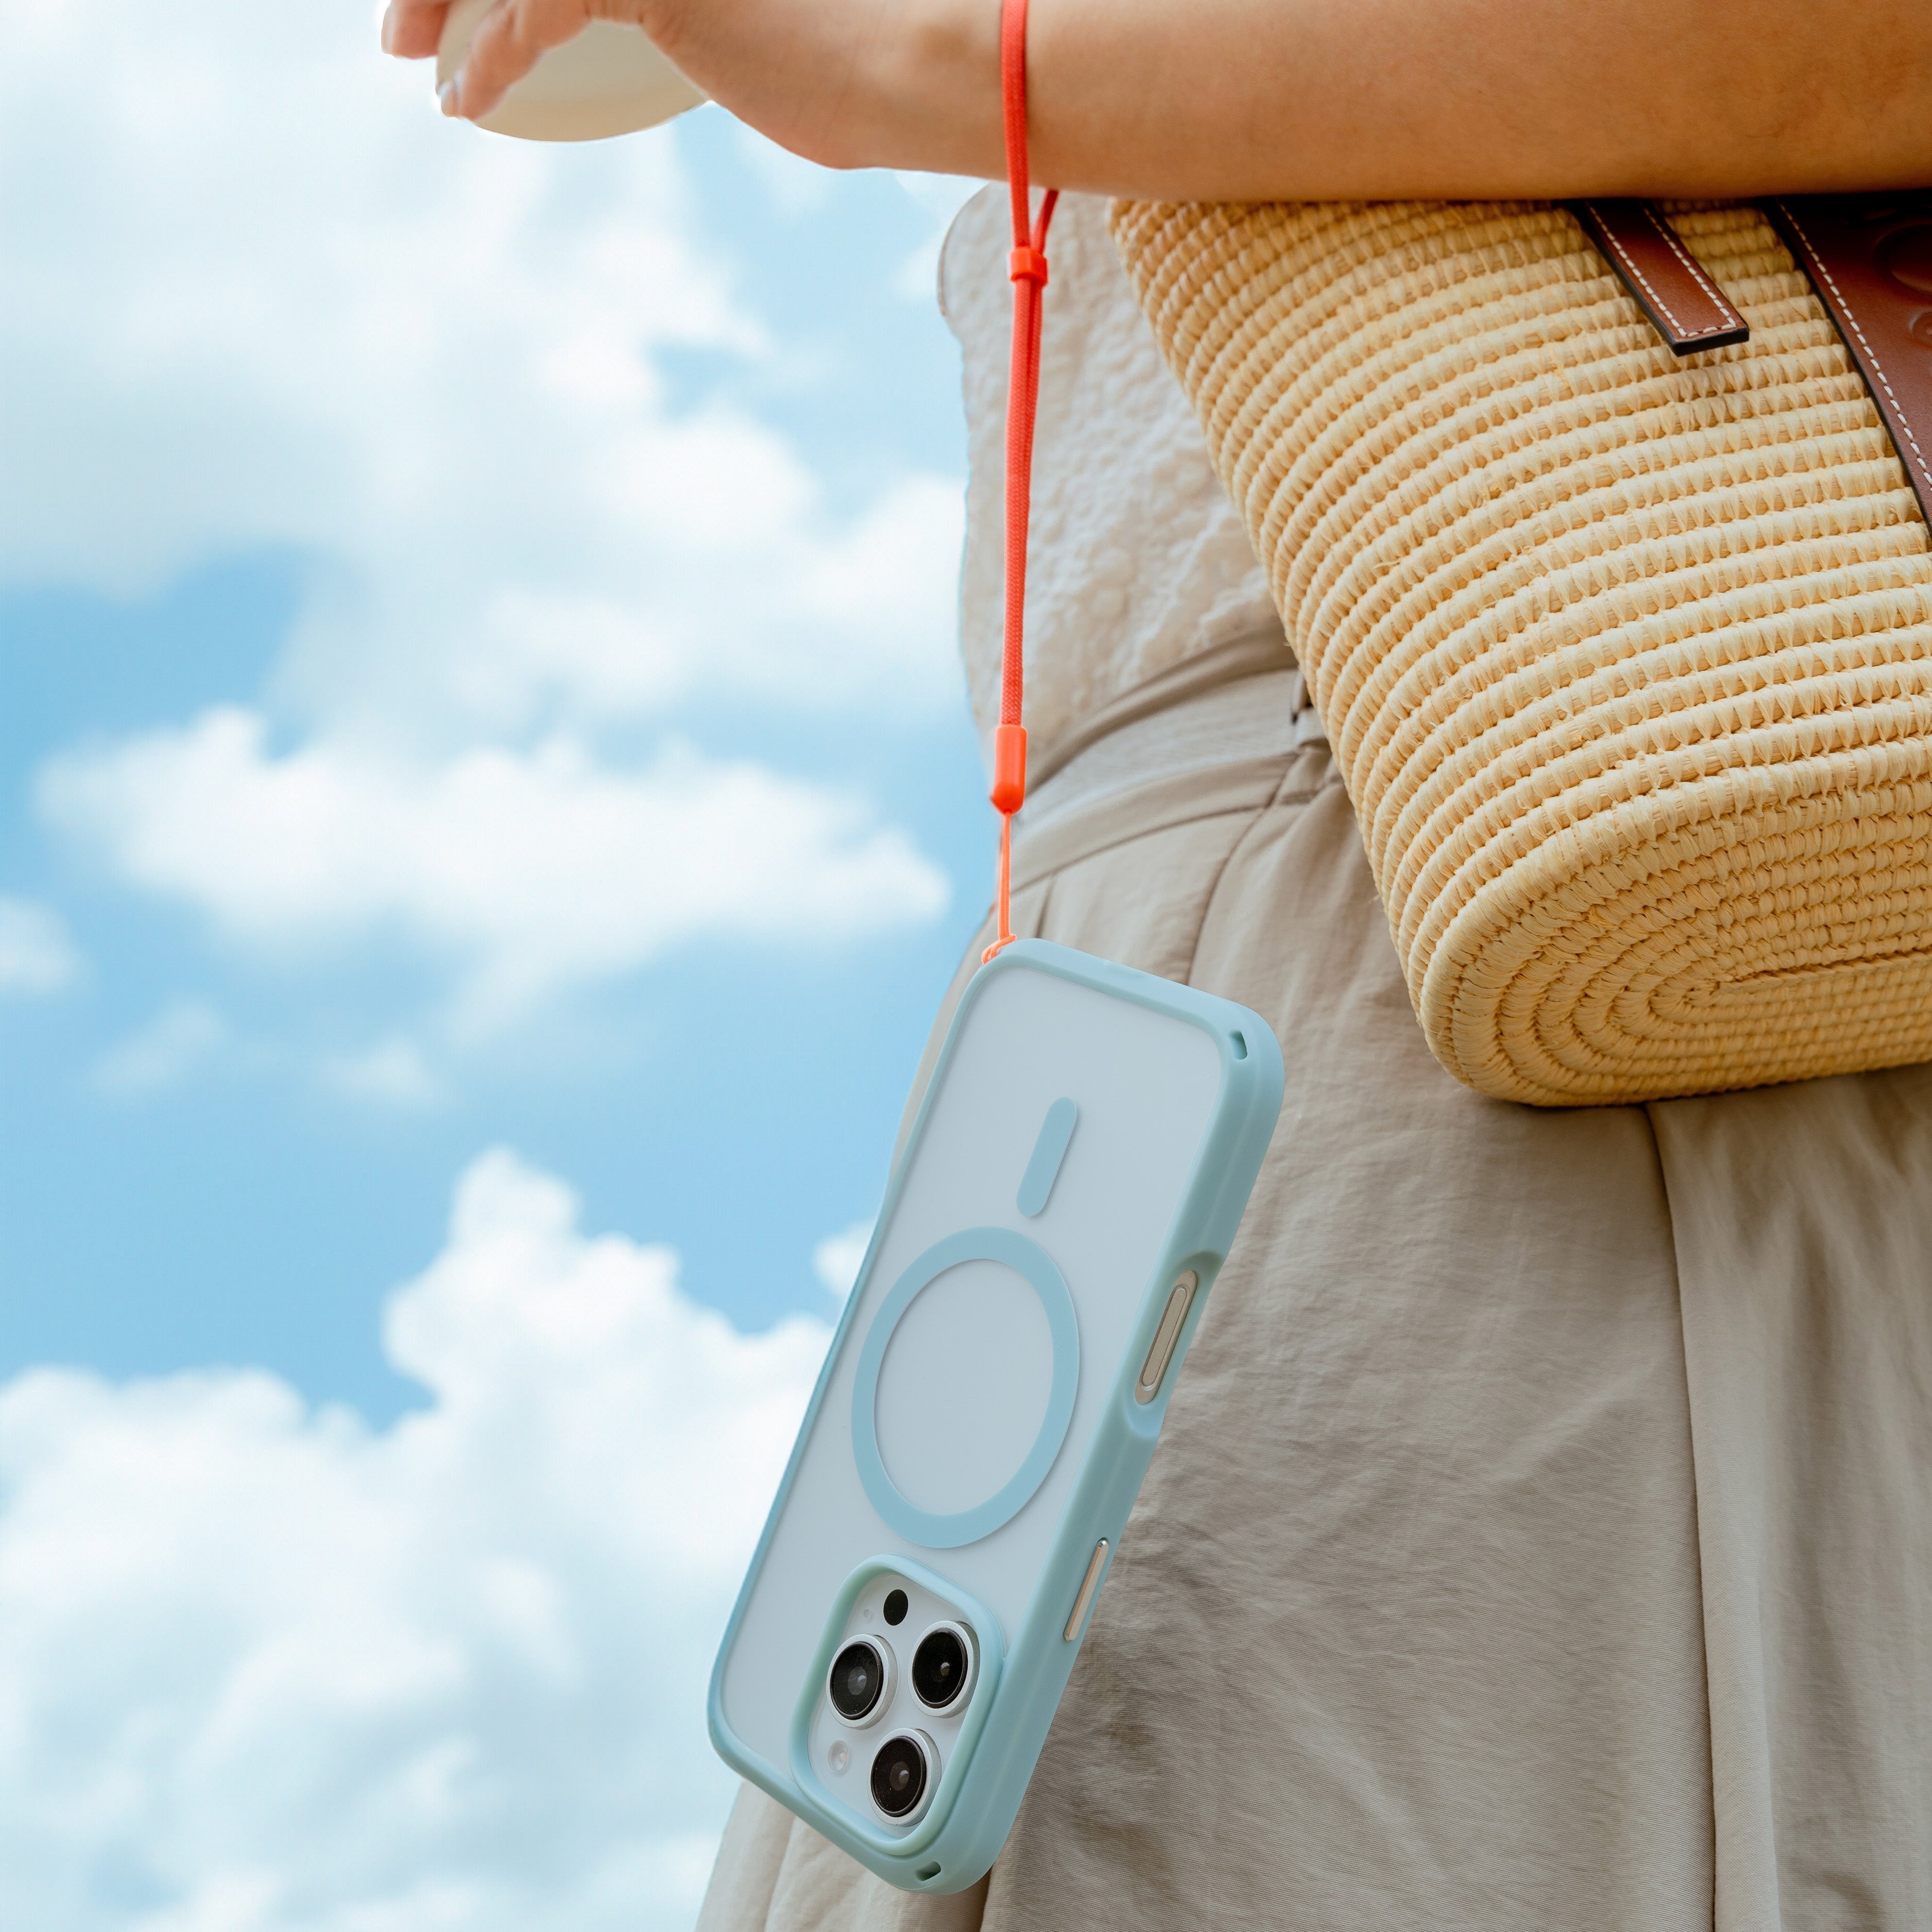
[
  {"left": 414, "top": 0, "right": 1932, "bottom": 200},
  {"left": 1013, "top": 0, "right": 1932, "bottom": 200}
]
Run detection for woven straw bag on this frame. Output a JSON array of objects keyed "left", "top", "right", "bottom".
[{"left": 1110, "top": 198, "right": 1932, "bottom": 1106}]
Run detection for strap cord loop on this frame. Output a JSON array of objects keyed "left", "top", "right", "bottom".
[{"left": 984, "top": 0, "right": 1057, "bottom": 963}]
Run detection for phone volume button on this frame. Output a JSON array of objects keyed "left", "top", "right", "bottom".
[
  {"left": 1064, "top": 1539, "right": 1110, "bottom": 1642},
  {"left": 1133, "top": 1272, "right": 1199, "bottom": 1404}
]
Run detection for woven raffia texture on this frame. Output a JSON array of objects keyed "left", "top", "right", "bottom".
[{"left": 1110, "top": 198, "right": 1932, "bottom": 1105}]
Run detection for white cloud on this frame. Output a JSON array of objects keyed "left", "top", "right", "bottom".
[
  {"left": 320, "top": 1035, "right": 445, "bottom": 1109},
  {"left": 2, "top": 0, "right": 971, "bottom": 1034},
  {"left": 0, "top": 1148, "right": 827, "bottom": 1932},
  {"left": 0, "top": 0, "right": 969, "bottom": 732},
  {"left": 93, "top": 1000, "right": 227, "bottom": 1096},
  {"left": 811, "top": 1218, "right": 876, "bottom": 1302},
  {"left": 0, "top": 896, "right": 81, "bottom": 994},
  {"left": 890, "top": 173, "right": 984, "bottom": 304},
  {"left": 39, "top": 711, "right": 949, "bottom": 1029},
  {"left": 727, "top": 115, "right": 836, "bottom": 215}
]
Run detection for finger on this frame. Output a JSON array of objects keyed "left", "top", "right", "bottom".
[
  {"left": 382, "top": 0, "right": 452, "bottom": 60},
  {"left": 446, "top": 0, "right": 599, "bottom": 120}
]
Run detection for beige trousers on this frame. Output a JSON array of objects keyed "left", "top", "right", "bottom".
[{"left": 699, "top": 705, "right": 1932, "bottom": 1932}]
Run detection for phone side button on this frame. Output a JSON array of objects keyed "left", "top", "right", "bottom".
[
  {"left": 1063, "top": 1539, "right": 1110, "bottom": 1642},
  {"left": 1134, "top": 1271, "right": 1199, "bottom": 1404}
]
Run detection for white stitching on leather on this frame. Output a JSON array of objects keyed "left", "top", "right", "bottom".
[
  {"left": 1775, "top": 199, "right": 1932, "bottom": 500},
  {"left": 1637, "top": 203, "right": 1748, "bottom": 338},
  {"left": 1582, "top": 201, "right": 1742, "bottom": 343}
]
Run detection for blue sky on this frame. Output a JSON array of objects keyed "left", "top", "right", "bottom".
[
  {"left": 0, "top": 5, "right": 998, "bottom": 1925},
  {"left": 1, "top": 48, "right": 987, "bottom": 1410}
]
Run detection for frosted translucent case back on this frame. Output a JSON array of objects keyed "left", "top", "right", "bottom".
[{"left": 708, "top": 941, "right": 1283, "bottom": 1892}]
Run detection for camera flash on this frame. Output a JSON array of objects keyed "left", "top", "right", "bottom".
[{"left": 828, "top": 1742, "right": 851, "bottom": 1775}]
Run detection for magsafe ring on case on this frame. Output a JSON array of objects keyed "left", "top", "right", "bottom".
[{"left": 850, "top": 1227, "right": 1080, "bottom": 1550}]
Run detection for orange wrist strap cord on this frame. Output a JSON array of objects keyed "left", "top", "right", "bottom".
[{"left": 982, "top": 0, "right": 1058, "bottom": 964}]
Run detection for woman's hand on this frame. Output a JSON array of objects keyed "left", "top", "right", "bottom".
[
  {"left": 381, "top": 0, "right": 1932, "bottom": 201},
  {"left": 381, "top": 0, "right": 1005, "bottom": 180}
]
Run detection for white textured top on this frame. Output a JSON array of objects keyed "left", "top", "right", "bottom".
[{"left": 940, "top": 189, "right": 1285, "bottom": 773}]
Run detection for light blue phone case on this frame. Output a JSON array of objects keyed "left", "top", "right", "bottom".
[{"left": 708, "top": 939, "right": 1283, "bottom": 1893}]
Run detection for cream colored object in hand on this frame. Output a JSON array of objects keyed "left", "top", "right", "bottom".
[
  {"left": 436, "top": 0, "right": 704, "bottom": 142},
  {"left": 1111, "top": 199, "right": 1932, "bottom": 1106}
]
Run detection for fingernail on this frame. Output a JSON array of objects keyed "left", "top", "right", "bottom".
[
  {"left": 439, "top": 77, "right": 461, "bottom": 117},
  {"left": 380, "top": 4, "right": 395, "bottom": 53}
]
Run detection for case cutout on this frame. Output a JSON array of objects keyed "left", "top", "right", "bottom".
[
  {"left": 1015, "top": 1098, "right": 1078, "bottom": 1216},
  {"left": 795, "top": 1560, "right": 1003, "bottom": 1846}
]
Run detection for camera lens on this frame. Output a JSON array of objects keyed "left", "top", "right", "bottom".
[
  {"left": 911, "top": 1625, "right": 971, "bottom": 1710},
  {"left": 828, "top": 1640, "right": 886, "bottom": 1723},
  {"left": 869, "top": 1732, "right": 931, "bottom": 1818}
]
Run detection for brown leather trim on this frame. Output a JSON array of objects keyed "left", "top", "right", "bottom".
[
  {"left": 1764, "top": 194, "right": 1932, "bottom": 526},
  {"left": 1571, "top": 198, "right": 1750, "bottom": 354}
]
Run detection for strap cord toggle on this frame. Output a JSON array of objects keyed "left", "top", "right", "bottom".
[{"left": 1008, "top": 245, "right": 1049, "bottom": 286}]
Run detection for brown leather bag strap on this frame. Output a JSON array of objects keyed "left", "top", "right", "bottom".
[
  {"left": 1570, "top": 197, "right": 1750, "bottom": 353},
  {"left": 1571, "top": 193, "right": 1932, "bottom": 527},
  {"left": 1763, "top": 195, "right": 1932, "bottom": 522}
]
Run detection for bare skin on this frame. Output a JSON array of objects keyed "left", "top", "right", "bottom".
[{"left": 383, "top": 0, "right": 1932, "bottom": 201}]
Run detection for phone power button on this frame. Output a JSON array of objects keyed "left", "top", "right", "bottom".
[{"left": 1134, "top": 1272, "right": 1199, "bottom": 1404}]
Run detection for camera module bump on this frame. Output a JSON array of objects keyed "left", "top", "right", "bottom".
[
  {"left": 869, "top": 1731, "right": 934, "bottom": 1819},
  {"left": 828, "top": 1638, "right": 890, "bottom": 1725},
  {"left": 911, "top": 1623, "right": 973, "bottom": 1711}
]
